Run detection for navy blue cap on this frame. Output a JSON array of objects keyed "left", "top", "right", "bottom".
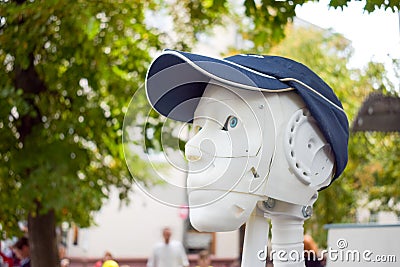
[{"left": 145, "top": 49, "right": 349, "bottom": 179}]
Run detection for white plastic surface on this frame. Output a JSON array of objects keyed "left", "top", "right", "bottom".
[
  {"left": 186, "top": 81, "right": 270, "bottom": 231},
  {"left": 184, "top": 81, "right": 336, "bottom": 267},
  {"left": 242, "top": 208, "right": 270, "bottom": 267},
  {"left": 262, "top": 92, "right": 334, "bottom": 205},
  {"left": 284, "top": 109, "right": 334, "bottom": 186}
]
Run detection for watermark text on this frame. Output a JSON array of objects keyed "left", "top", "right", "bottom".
[{"left": 257, "top": 238, "right": 397, "bottom": 263}]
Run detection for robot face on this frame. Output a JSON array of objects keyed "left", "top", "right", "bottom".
[{"left": 185, "top": 82, "right": 271, "bottom": 231}]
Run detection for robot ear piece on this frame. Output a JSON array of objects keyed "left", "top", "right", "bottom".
[{"left": 284, "top": 109, "right": 335, "bottom": 187}]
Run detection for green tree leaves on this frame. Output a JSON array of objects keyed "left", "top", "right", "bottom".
[{"left": 0, "top": 0, "right": 160, "bottom": 236}]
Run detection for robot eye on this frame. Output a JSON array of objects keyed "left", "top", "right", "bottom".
[
  {"left": 229, "top": 116, "right": 238, "bottom": 128},
  {"left": 222, "top": 116, "right": 238, "bottom": 131}
]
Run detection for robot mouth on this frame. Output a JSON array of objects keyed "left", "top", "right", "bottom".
[
  {"left": 233, "top": 204, "right": 246, "bottom": 218},
  {"left": 186, "top": 145, "right": 253, "bottom": 161}
]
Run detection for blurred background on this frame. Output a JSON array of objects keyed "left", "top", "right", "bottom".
[{"left": 0, "top": 0, "right": 399, "bottom": 266}]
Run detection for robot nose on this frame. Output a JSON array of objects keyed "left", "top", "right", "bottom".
[{"left": 185, "top": 145, "right": 202, "bottom": 162}]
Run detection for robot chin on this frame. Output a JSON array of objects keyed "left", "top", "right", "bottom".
[{"left": 188, "top": 190, "right": 260, "bottom": 232}]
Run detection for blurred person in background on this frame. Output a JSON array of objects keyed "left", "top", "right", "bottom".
[
  {"left": 60, "top": 258, "right": 70, "bottom": 267},
  {"left": 147, "top": 227, "right": 189, "bottom": 267},
  {"left": 304, "top": 234, "right": 323, "bottom": 267},
  {"left": 13, "top": 237, "right": 30, "bottom": 267},
  {"left": 0, "top": 241, "right": 14, "bottom": 267},
  {"left": 94, "top": 251, "right": 114, "bottom": 267},
  {"left": 196, "top": 250, "right": 213, "bottom": 267},
  {"left": 59, "top": 243, "right": 71, "bottom": 267}
]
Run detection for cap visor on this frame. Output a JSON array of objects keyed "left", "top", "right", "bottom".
[{"left": 145, "top": 50, "right": 291, "bottom": 122}]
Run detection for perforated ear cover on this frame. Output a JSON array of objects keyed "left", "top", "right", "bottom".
[{"left": 284, "top": 109, "right": 334, "bottom": 187}]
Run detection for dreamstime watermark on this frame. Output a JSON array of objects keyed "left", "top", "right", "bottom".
[{"left": 257, "top": 238, "right": 397, "bottom": 263}]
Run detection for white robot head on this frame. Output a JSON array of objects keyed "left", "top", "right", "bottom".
[
  {"left": 184, "top": 80, "right": 336, "bottom": 231},
  {"left": 145, "top": 50, "right": 349, "bottom": 232},
  {"left": 184, "top": 81, "right": 269, "bottom": 231}
]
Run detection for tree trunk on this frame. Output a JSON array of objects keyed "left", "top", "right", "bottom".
[
  {"left": 28, "top": 208, "right": 60, "bottom": 267},
  {"left": 12, "top": 0, "right": 59, "bottom": 266}
]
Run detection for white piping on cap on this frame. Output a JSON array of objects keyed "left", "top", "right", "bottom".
[{"left": 161, "top": 50, "right": 294, "bottom": 93}]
